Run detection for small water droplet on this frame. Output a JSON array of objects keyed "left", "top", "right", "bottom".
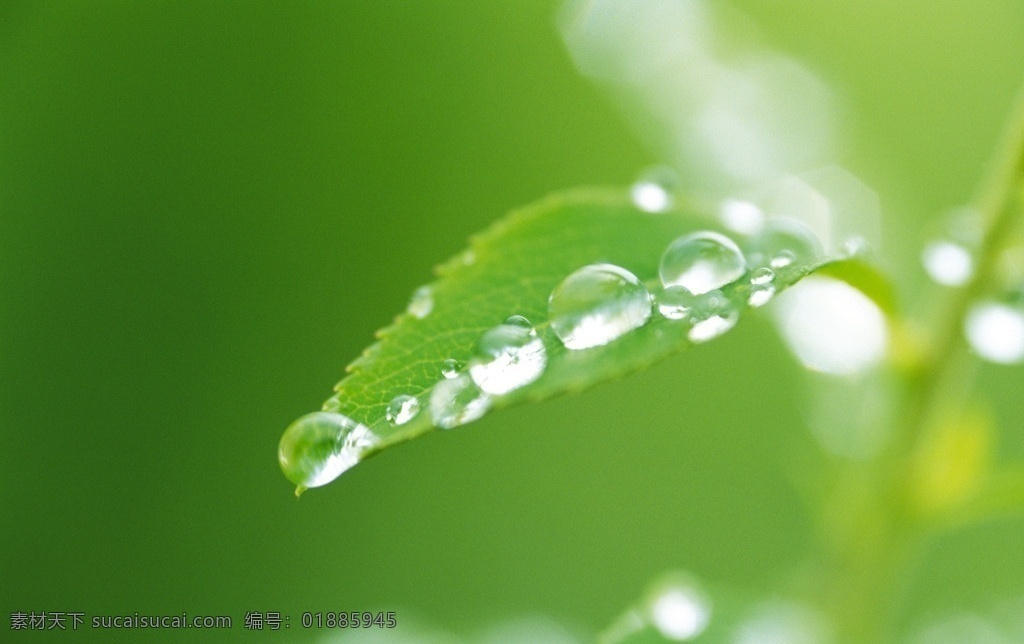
[
  {"left": 503, "top": 314, "right": 533, "bottom": 329},
  {"left": 441, "top": 359, "right": 463, "bottom": 379},
  {"left": 630, "top": 166, "right": 678, "bottom": 213},
  {"left": 548, "top": 263, "right": 652, "bottom": 350},
  {"left": 385, "top": 394, "right": 420, "bottom": 426},
  {"left": 656, "top": 285, "right": 697, "bottom": 320},
  {"left": 659, "top": 231, "right": 746, "bottom": 295},
  {"left": 430, "top": 373, "right": 492, "bottom": 429},
  {"left": 747, "top": 283, "right": 776, "bottom": 308},
  {"left": 965, "top": 301, "right": 1024, "bottom": 364},
  {"left": 407, "top": 286, "right": 433, "bottom": 319},
  {"left": 687, "top": 290, "right": 739, "bottom": 343},
  {"left": 751, "top": 267, "right": 775, "bottom": 285},
  {"left": 468, "top": 317, "right": 547, "bottom": 395},
  {"left": 922, "top": 240, "right": 973, "bottom": 287},
  {"left": 750, "top": 218, "right": 822, "bottom": 270},
  {"left": 278, "top": 411, "right": 380, "bottom": 494},
  {"left": 769, "top": 250, "right": 796, "bottom": 269},
  {"left": 719, "top": 198, "right": 765, "bottom": 234}
]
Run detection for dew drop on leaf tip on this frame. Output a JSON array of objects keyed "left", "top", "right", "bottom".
[
  {"left": 548, "top": 263, "right": 652, "bottom": 350},
  {"left": 278, "top": 411, "right": 380, "bottom": 493},
  {"left": 468, "top": 315, "right": 547, "bottom": 395},
  {"left": 660, "top": 231, "right": 746, "bottom": 295}
]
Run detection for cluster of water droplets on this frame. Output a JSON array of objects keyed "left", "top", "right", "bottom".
[
  {"left": 282, "top": 188, "right": 835, "bottom": 490},
  {"left": 428, "top": 315, "right": 548, "bottom": 429},
  {"left": 422, "top": 187, "right": 829, "bottom": 433}
]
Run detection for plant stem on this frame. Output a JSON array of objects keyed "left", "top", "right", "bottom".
[{"left": 819, "top": 84, "right": 1024, "bottom": 642}]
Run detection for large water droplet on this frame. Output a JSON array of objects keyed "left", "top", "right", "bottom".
[
  {"left": 278, "top": 411, "right": 380, "bottom": 494},
  {"left": 922, "top": 240, "right": 973, "bottom": 287},
  {"left": 660, "top": 231, "right": 745, "bottom": 295},
  {"left": 407, "top": 286, "right": 433, "bottom": 319},
  {"left": 964, "top": 301, "right": 1024, "bottom": 364},
  {"left": 385, "top": 394, "right": 420, "bottom": 426},
  {"left": 429, "top": 373, "right": 492, "bottom": 429},
  {"left": 687, "top": 290, "right": 739, "bottom": 343},
  {"left": 468, "top": 316, "right": 547, "bottom": 395},
  {"left": 441, "top": 358, "right": 463, "bottom": 379},
  {"left": 549, "top": 263, "right": 652, "bottom": 350}
]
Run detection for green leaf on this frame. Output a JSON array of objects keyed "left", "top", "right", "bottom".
[
  {"left": 279, "top": 187, "right": 886, "bottom": 492},
  {"left": 815, "top": 256, "right": 899, "bottom": 317}
]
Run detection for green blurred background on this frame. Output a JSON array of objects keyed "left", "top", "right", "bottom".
[{"left": 2, "top": 1, "right": 1023, "bottom": 641}]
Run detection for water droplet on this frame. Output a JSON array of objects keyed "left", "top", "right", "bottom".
[
  {"left": 750, "top": 218, "right": 822, "bottom": 270},
  {"left": 631, "top": 166, "right": 678, "bottom": 213},
  {"left": 385, "top": 394, "right": 420, "bottom": 426},
  {"left": 429, "top": 373, "right": 492, "bottom": 429},
  {"left": 659, "top": 231, "right": 746, "bottom": 295},
  {"left": 407, "top": 286, "right": 433, "bottom": 319},
  {"left": 769, "top": 250, "right": 796, "bottom": 269},
  {"left": 549, "top": 263, "right": 652, "bottom": 350},
  {"left": 656, "top": 285, "right": 697, "bottom": 320},
  {"left": 965, "top": 302, "right": 1024, "bottom": 364},
  {"left": 278, "top": 411, "right": 380, "bottom": 494},
  {"left": 720, "top": 198, "right": 765, "bottom": 234},
  {"left": 751, "top": 267, "right": 775, "bottom": 285},
  {"left": 922, "top": 240, "right": 973, "bottom": 287},
  {"left": 441, "top": 358, "right": 463, "bottom": 379},
  {"left": 503, "top": 314, "right": 533, "bottom": 329},
  {"left": 748, "top": 283, "right": 776, "bottom": 308},
  {"left": 687, "top": 290, "right": 739, "bottom": 343},
  {"left": 468, "top": 317, "right": 547, "bottom": 395},
  {"left": 649, "top": 583, "right": 712, "bottom": 641}
]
